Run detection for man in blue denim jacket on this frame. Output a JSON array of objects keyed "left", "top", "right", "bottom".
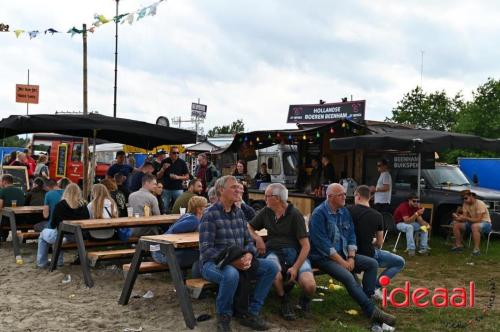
[{"left": 309, "top": 183, "right": 396, "bottom": 326}]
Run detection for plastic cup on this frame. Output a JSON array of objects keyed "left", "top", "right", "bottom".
[
  {"left": 11, "top": 200, "right": 17, "bottom": 208},
  {"left": 134, "top": 213, "right": 140, "bottom": 218},
  {"left": 179, "top": 207, "right": 186, "bottom": 215},
  {"left": 127, "top": 207, "right": 134, "bottom": 218}
]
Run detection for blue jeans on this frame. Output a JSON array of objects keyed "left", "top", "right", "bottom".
[
  {"left": 464, "top": 221, "right": 492, "bottom": 234},
  {"left": 36, "top": 228, "right": 64, "bottom": 267},
  {"left": 373, "top": 249, "right": 405, "bottom": 288},
  {"left": 152, "top": 249, "right": 201, "bottom": 278},
  {"left": 162, "top": 189, "right": 183, "bottom": 213},
  {"left": 201, "top": 258, "right": 278, "bottom": 316},
  {"left": 396, "top": 222, "right": 428, "bottom": 251},
  {"left": 312, "top": 254, "right": 377, "bottom": 317}
]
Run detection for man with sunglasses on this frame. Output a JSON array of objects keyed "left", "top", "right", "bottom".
[
  {"left": 157, "top": 146, "right": 190, "bottom": 213},
  {"left": 310, "top": 183, "right": 396, "bottom": 326},
  {"left": 393, "top": 193, "right": 430, "bottom": 256},
  {"left": 451, "top": 189, "right": 491, "bottom": 256},
  {"left": 370, "top": 159, "right": 392, "bottom": 213}
]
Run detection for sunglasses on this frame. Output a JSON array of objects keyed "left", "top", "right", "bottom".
[
  {"left": 411, "top": 199, "right": 420, "bottom": 203},
  {"left": 170, "top": 151, "right": 179, "bottom": 154}
]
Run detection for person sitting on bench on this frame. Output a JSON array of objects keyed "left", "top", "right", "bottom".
[
  {"left": 151, "top": 196, "right": 207, "bottom": 276},
  {"left": 128, "top": 174, "right": 161, "bottom": 236},
  {"left": 247, "top": 183, "right": 316, "bottom": 321},
  {"left": 36, "top": 183, "right": 89, "bottom": 268},
  {"left": 199, "top": 175, "right": 278, "bottom": 332},
  {"left": 309, "top": 183, "right": 396, "bottom": 326}
]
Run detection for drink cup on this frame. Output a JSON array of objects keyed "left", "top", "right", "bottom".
[
  {"left": 179, "top": 207, "right": 186, "bottom": 215},
  {"left": 127, "top": 207, "right": 134, "bottom": 218},
  {"left": 11, "top": 200, "right": 17, "bottom": 208}
]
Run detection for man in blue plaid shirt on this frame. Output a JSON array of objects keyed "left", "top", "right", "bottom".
[{"left": 199, "top": 175, "right": 278, "bottom": 332}]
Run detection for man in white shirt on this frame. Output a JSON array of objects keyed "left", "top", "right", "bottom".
[{"left": 370, "top": 159, "right": 392, "bottom": 213}]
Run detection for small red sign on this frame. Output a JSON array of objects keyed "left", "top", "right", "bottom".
[{"left": 16, "top": 84, "right": 39, "bottom": 104}]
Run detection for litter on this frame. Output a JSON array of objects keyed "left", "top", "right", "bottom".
[
  {"left": 62, "top": 274, "right": 72, "bottom": 284},
  {"left": 345, "top": 309, "right": 359, "bottom": 315},
  {"left": 143, "top": 290, "right": 154, "bottom": 299},
  {"left": 123, "top": 327, "right": 143, "bottom": 332}
]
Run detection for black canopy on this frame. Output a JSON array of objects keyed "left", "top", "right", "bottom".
[
  {"left": 330, "top": 127, "right": 500, "bottom": 153},
  {"left": 0, "top": 114, "right": 196, "bottom": 149}
]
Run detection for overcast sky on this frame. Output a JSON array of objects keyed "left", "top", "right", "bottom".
[{"left": 2, "top": 0, "right": 500, "bottom": 133}]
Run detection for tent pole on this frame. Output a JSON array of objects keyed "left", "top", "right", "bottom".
[
  {"left": 91, "top": 130, "right": 97, "bottom": 183},
  {"left": 82, "top": 23, "right": 90, "bottom": 199},
  {"left": 417, "top": 152, "right": 422, "bottom": 199}
]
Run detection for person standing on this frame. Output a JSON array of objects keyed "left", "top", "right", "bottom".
[
  {"left": 34, "top": 155, "right": 50, "bottom": 180},
  {"left": 194, "top": 153, "right": 219, "bottom": 195},
  {"left": 106, "top": 151, "right": 134, "bottom": 179},
  {"left": 199, "top": 175, "right": 278, "bottom": 331},
  {"left": 370, "top": 159, "right": 392, "bottom": 213},
  {"left": 152, "top": 149, "right": 166, "bottom": 175},
  {"left": 254, "top": 163, "right": 271, "bottom": 184},
  {"left": 452, "top": 189, "right": 492, "bottom": 256},
  {"left": 348, "top": 185, "right": 405, "bottom": 300},
  {"left": 157, "top": 146, "right": 190, "bottom": 213},
  {"left": 129, "top": 162, "right": 155, "bottom": 192},
  {"left": 309, "top": 183, "right": 396, "bottom": 326},
  {"left": 321, "top": 156, "right": 336, "bottom": 184}
]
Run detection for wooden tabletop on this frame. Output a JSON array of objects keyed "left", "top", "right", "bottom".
[
  {"left": 2, "top": 206, "right": 45, "bottom": 215},
  {"left": 65, "top": 214, "right": 181, "bottom": 229},
  {"left": 142, "top": 229, "right": 268, "bottom": 248}
]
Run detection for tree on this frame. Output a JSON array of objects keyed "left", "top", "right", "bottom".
[
  {"left": 1, "top": 135, "right": 29, "bottom": 148},
  {"left": 207, "top": 119, "right": 245, "bottom": 137},
  {"left": 454, "top": 78, "right": 500, "bottom": 138},
  {"left": 387, "top": 86, "right": 463, "bottom": 131}
]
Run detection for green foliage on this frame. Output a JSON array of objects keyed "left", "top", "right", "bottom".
[
  {"left": 1, "top": 135, "right": 29, "bottom": 148},
  {"left": 439, "top": 149, "right": 500, "bottom": 164},
  {"left": 387, "top": 86, "right": 463, "bottom": 131},
  {"left": 454, "top": 78, "right": 500, "bottom": 138},
  {"left": 207, "top": 119, "right": 245, "bottom": 137}
]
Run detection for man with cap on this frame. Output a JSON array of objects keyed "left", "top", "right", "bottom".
[
  {"left": 452, "top": 189, "right": 492, "bottom": 256},
  {"left": 393, "top": 193, "right": 430, "bottom": 256}
]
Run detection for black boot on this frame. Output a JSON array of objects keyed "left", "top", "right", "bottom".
[
  {"left": 371, "top": 306, "right": 396, "bottom": 326},
  {"left": 217, "top": 314, "right": 232, "bottom": 332}
]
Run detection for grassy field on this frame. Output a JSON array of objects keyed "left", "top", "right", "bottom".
[{"left": 261, "top": 234, "right": 500, "bottom": 332}]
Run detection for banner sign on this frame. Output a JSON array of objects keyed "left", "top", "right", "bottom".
[
  {"left": 287, "top": 100, "right": 365, "bottom": 124},
  {"left": 389, "top": 152, "right": 435, "bottom": 170},
  {"left": 191, "top": 103, "right": 207, "bottom": 118},
  {"left": 16, "top": 84, "right": 39, "bottom": 104}
]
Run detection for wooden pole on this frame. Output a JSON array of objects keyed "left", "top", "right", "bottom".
[
  {"left": 82, "top": 23, "right": 90, "bottom": 199},
  {"left": 113, "top": 0, "right": 119, "bottom": 117}
]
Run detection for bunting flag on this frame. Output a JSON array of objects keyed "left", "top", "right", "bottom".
[
  {"left": 28, "top": 30, "right": 39, "bottom": 39},
  {"left": 44, "top": 28, "right": 59, "bottom": 34},
  {"left": 14, "top": 29, "right": 24, "bottom": 38},
  {"left": 3, "top": 0, "right": 165, "bottom": 39}
]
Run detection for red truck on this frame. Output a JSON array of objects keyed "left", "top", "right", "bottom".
[{"left": 32, "top": 133, "right": 109, "bottom": 185}]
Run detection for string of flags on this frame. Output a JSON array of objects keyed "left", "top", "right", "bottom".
[{"left": 0, "top": 0, "right": 165, "bottom": 39}]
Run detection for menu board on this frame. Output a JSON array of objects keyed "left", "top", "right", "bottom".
[
  {"left": 2, "top": 166, "right": 30, "bottom": 192},
  {"left": 56, "top": 144, "right": 68, "bottom": 177}
]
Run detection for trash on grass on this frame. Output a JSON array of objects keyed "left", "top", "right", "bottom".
[
  {"left": 345, "top": 309, "right": 359, "bottom": 315},
  {"left": 62, "top": 274, "right": 72, "bottom": 284},
  {"left": 143, "top": 290, "right": 154, "bottom": 299},
  {"left": 123, "top": 327, "right": 143, "bottom": 332}
]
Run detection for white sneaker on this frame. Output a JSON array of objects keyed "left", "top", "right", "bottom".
[{"left": 372, "top": 288, "right": 384, "bottom": 302}]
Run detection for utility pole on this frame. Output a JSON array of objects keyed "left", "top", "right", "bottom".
[
  {"left": 113, "top": 0, "right": 119, "bottom": 118},
  {"left": 82, "top": 23, "right": 90, "bottom": 199}
]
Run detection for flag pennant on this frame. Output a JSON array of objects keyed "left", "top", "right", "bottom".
[
  {"left": 95, "top": 14, "right": 111, "bottom": 24},
  {"left": 45, "top": 28, "right": 59, "bottom": 35},
  {"left": 14, "top": 29, "right": 24, "bottom": 38},
  {"left": 28, "top": 30, "right": 39, "bottom": 39},
  {"left": 114, "top": 13, "right": 129, "bottom": 23},
  {"left": 88, "top": 27, "right": 96, "bottom": 33},
  {"left": 124, "top": 13, "right": 135, "bottom": 25},
  {"left": 148, "top": 3, "right": 159, "bottom": 16},
  {"left": 67, "top": 27, "right": 83, "bottom": 37},
  {"left": 137, "top": 8, "right": 148, "bottom": 21}
]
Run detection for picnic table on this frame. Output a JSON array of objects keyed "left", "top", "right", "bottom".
[
  {"left": 49, "top": 214, "right": 180, "bottom": 288},
  {"left": 1, "top": 206, "right": 45, "bottom": 261},
  {"left": 118, "top": 229, "right": 268, "bottom": 329}
]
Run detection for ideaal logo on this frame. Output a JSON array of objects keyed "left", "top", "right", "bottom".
[{"left": 379, "top": 276, "right": 475, "bottom": 308}]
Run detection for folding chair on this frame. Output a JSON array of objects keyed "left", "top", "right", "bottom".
[
  {"left": 485, "top": 212, "right": 500, "bottom": 254},
  {"left": 381, "top": 212, "right": 395, "bottom": 250}
]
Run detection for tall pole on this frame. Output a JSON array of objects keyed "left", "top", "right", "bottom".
[
  {"left": 82, "top": 23, "right": 90, "bottom": 199},
  {"left": 26, "top": 69, "right": 30, "bottom": 115},
  {"left": 113, "top": 0, "right": 119, "bottom": 118}
]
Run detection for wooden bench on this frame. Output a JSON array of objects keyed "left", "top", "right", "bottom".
[
  {"left": 87, "top": 248, "right": 137, "bottom": 267},
  {"left": 122, "top": 261, "right": 169, "bottom": 277},
  {"left": 16, "top": 231, "right": 40, "bottom": 241}
]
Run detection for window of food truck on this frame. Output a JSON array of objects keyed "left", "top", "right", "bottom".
[
  {"left": 394, "top": 169, "right": 418, "bottom": 190},
  {"left": 424, "top": 165, "right": 470, "bottom": 187},
  {"left": 283, "top": 152, "right": 298, "bottom": 176},
  {"left": 71, "top": 144, "right": 83, "bottom": 162}
]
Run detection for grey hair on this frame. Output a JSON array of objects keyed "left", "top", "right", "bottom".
[
  {"left": 207, "top": 186, "right": 217, "bottom": 200},
  {"left": 267, "top": 183, "right": 288, "bottom": 203},
  {"left": 214, "top": 175, "right": 236, "bottom": 198},
  {"left": 326, "top": 183, "right": 344, "bottom": 195}
]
